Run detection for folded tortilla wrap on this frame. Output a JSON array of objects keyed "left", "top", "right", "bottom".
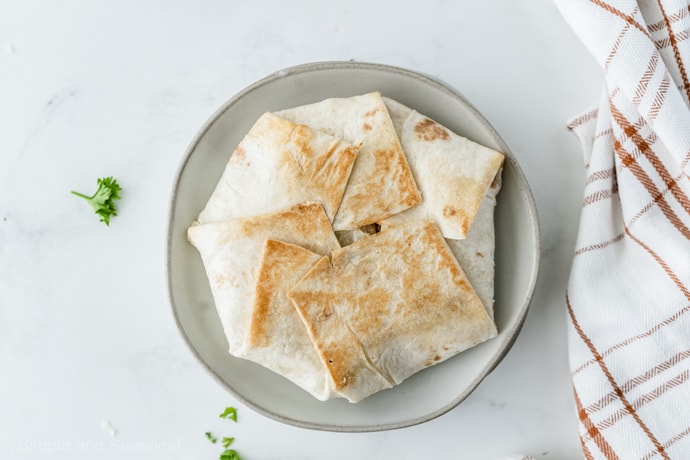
[
  {"left": 275, "top": 92, "right": 421, "bottom": 231},
  {"left": 287, "top": 220, "right": 497, "bottom": 403},
  {"left": 187, "top": 202, "right": 340, "bottom": 355},
  {"left": 380, "top": 97, "right": 504, "bottom": 239},
  {"left": 197, "top": 112, "right": 358, "bottom": 224},
  {"left": 241, "top": 239, "right": 339, "bottom": 401}
]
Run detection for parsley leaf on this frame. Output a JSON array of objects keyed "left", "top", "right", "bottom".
[
  {"left": 219, "top": 449, "right": 242, "bottom": 460},
  {"left": 219, "top": 407, "right": 237, "bottom": 422},
  {"left": 205, "top": 432, "right": 217, "bottom": 444},
  {"left": 71, "top": 176, "right": 122, "bottom": 226},
  {"left": 212, "top": 406, "right": 241, "bottom": 459}
]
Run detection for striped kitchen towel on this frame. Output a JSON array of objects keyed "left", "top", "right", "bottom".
[{"left": 554, "top": 0, "right": 690, "bottom": 459}]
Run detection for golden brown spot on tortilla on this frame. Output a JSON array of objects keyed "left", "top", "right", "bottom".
[
  {"left": 457, "top": 278, "right": 471, "bottom": 294},
  {"left": 229, "top": 145, "right": 247, "bottom": 163},
  {"left": 362, "top": 122, "right": 372, "bottom": 132},
  {"left": 408, "top": 285, "right": 443, "bottom": 315},
  {"left": 443, "top": 206, "right": 457, "bottom": 217},
  {"left": 414, "top": 117, "right": 450, "bottom": 141},
  {"left": 434, "top": 355, "right": 441, "bottom": 362},
  {"left": 461, "top": 218, "right": 470, "bottom": 236},
  {"left": 364, "top": 108, "right": 379, "bottom": 117},
  {"left": 476, "top": 252, "right": 484, "bottom": 258},
  {"left": 352, "top": 287, "right": 392, "bottom": 332}
]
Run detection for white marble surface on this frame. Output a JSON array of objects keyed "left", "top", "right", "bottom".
[{"left": 0, "top": 1, "right": 602, "bottom": 458}]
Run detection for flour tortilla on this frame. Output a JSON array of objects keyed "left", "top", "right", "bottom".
[
  {"left": 197, "top": 112, "right": 358, "bottom": 224},
  {"left": 241, "top": 240, "right": 338, "bottom": 401},
  {"left": 287, "top": 220, "right": 497, "bottom": 403},
  {"left": 380, "top": 98, "right": 504, "bottom": 239},
  {"left": 187, "top": 202, "right": 340, "bottom": 355},
  {"left": 275, "top": 92, "right": 421, "bottom": 231},
  {"left": 445, "top": 171, "right": 502, "bottom": 318}
]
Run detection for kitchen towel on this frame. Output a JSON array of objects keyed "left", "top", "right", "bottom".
[{"left": 554, "top": 0, "right": 690, "bottom": 459}]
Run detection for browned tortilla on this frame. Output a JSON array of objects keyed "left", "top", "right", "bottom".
[
  {"left": 198, "top": 112, "right": 358, "bottom": 225},
  {"left": 287, "top": 220, "right": 497, "bottom": 402},
  {"left": 380, "top": 97, "right": 504, "bottom": 239},
  {"left": 275, "top": 92, "right": 421, "bottom": 231},
  {"left": 187, "top": 202, "right": 341, "bottom": 356},
  {"left": 241, "top": 239, "right": 338, "bottom": 401}
]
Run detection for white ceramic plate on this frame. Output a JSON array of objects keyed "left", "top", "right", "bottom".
[{"left": 166, "top": 61, "right": 540, "bottom": 432}]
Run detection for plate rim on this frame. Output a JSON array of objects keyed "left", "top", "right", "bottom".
[{"left": 165, "top": 60, "right": 541, "bottom": 432}]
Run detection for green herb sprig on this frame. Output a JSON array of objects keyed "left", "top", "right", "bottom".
[
  {"left": 219, "top": 449, "right": 241, "bottom": 460},
  {"left": 71, "top": 176, "right": 122, "bottom": 226},
  {"left": 219, "top": 407, "right": 238, "bottom": 422}
]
